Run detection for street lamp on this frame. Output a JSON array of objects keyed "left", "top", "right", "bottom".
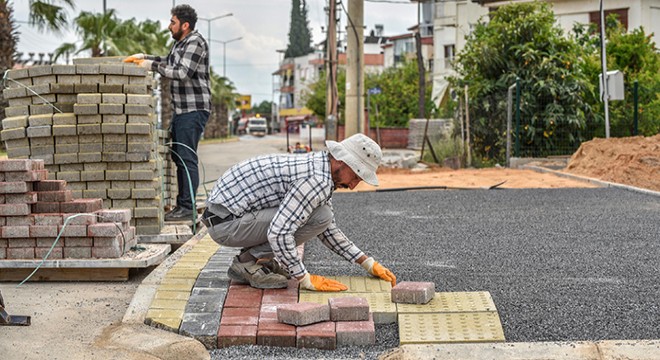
[
  {"left": 211, "top": 37, "right": 243, "bottom": 77},
  {"left": 198, "top": 13, "right": 233, "bottom": 59}
]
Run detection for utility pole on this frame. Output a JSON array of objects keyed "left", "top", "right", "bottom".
[
  {"left": 326, "top": 0, "right": 338, "bottom": 139},
  {"left": 599, "top": 0, "right": 611, "bottom": 138},
  {"left": 345, "top": 0, "right": 364, "bottom": 136}
]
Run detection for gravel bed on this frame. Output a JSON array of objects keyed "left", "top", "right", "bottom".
[{"left": 211, "top": 187, "right": 660, "bottom": 358}]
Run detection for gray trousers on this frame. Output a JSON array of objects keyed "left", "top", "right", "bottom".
[{"left": 207, "top": 205, "right": 333, "bottom": 260}]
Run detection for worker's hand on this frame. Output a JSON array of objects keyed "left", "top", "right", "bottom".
[
  {"left": 361, "top": 257, "right": 396, "bottom": 287},
  {"left": 123, "top": 53, "right": 145, "bottom": 63},
  {"left": 135, "top": 59, "right": 153, "bottom": 69},
  {"left": 298, "top": 273, "right": 348, "bottom": 292}
]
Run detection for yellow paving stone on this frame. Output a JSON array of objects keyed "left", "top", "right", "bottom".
[
  {"left": 172, "top": 262, "right": 205, "bottom": 270},
  {"left": 165, "top": 268, "right": 201, "bottom": 279},
  {"left": 151, "top": 318, "right": 182, "bottom": 332},
  {"left": 396, "top": 292, "right": 497, "bottom": 314},
  {"left": 150, "top": 298, "right": 189, "bottom": 310},
  {"left": 154, "top": 290, "right": 190, "bottom": 301},
  {"left": 299, "top": 291, "right": 397, "bottom": 324},
  {"left": 146, "top": 308, "right": 184, "bottom": 320},
  {"left": 299, "top": 276, "right": 391, "bottom": 294},
  {"left": 398, "top": 312, "right": 505, "bottom": 344},
  {"left": 160, "top": 277, "right": 196, "bottom": 285},
  {"left": 158, "top": 282, "right": 194, "bottom": 292}
]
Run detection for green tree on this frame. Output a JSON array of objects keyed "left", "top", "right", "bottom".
[
  {"left": 54, "top": 10, "right": 121, "bottom": 58},
  {"left": 207, "top": 70, "right": 237, "bottom": 138},
  {"left": 285, "top": 0, "right": 313, "bottom": 58},
  {"left": 452, "top": 1, "right": 591, "bottom": 162},
  {"left": 574, "top": 17, "right": 660, "bottom": 137},
  {"left": 304, "top": 60, "right": 435, "bottom": 127},
  {"left": 252, "top": 100, "right": 274, "bottom": 115},
  {"left": 27, "top": 0, "right": 75, "bottom": 33}
]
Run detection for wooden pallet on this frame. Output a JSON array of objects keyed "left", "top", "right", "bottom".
[{"left": 0, "top": 244, "right": 170, "bottom": 282}]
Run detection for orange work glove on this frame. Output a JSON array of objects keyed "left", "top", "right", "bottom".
[
  {"left": 361, "top": 257, "right": 396, "bottom": 287},
  {"left": 299, "top": 273, "right": 348, "bottom": 292},
  {"left": 135, "top": 59, "right": 153, "bottom": 69},
  {"left": 123, "top": 53, "right": 145, "bottom": 63}
]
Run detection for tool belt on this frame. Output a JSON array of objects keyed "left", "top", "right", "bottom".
[{"left": 201, "top": 208, "right": 236, "bottom": 227}]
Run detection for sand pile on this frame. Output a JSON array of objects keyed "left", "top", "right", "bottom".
[{"left": 565, "top": 135, "right": 660, "bottom": 192}]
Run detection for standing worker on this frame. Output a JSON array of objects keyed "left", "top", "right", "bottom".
[
  {"left": 203, "top": 133, "right": 397, "bottom": 291},
  {"left": 124, "top": 4, "right": 211, "bottom": 222}
]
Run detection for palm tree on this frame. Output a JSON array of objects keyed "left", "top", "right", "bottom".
[
  {"left": 207, "top": 69, "right": 237, "bottom": 138},
  {"left": 53, "top": 10, "right": 120, "bottom": 59},
  {"left": 27, "top": 0, "right": 75, "bottom": 33},
  {"left": 0, "top": 1, "right": 18, "bottom": 123}
]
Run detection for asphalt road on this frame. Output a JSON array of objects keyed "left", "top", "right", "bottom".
[{"left": 212, "top": 186, "right": 660, "bottom": 359}]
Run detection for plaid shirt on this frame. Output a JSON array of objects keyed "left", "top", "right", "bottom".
[
  {"left": 149, "top": 30, "right": 212, "bottom": 114},
  {"left": 207, "top": 151, "right": 365, "bottom": 277}
]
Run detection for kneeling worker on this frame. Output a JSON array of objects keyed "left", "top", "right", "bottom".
[{"left": 204, "top": 134, "right": 396, "bottom": 291}]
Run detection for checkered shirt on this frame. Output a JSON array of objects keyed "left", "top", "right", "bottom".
[
  {"left": 207, "top": 151, "right": 365, "bottom": 277},
  {"left": 150, "top": 30, "right": 212, "bottom": 114}
]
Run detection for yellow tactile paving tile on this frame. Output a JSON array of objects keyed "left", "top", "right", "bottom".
[
  {"left": 158, "top": 281, "right": 195, "bottom": 292},
  {"left": 164, "top": 268, "right": 202, "bottom": 279},
  {"left": 299, "top": 291, "right": 397, "bottom": 324},
  {"left": 396, "top": 291, "right": 497, "bottom": 314},
  {"left": 172, "top": 261, "right": 206, "bottom": 270},
  {"left": 150, "top": 298, "right": 189, "bottom": 310},
  {"left": 153, "top": 290, "right": 190, "bottom": 301},
  {"left": 398, "top": 312, "right": 505, "bottom": 344},
  {"left": 150, "top": 318, "right": 182, "bottom": 332},
  {"left": 299, "top": 276, "right": 391, "bottom": 293},
  {"left": 146, "top": 308, "right": 185, "bottom": 320}
]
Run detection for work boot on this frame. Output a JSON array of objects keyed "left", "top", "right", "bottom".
[
  {"left": 256, "top": 258, "right": 291, "bottom": 279},
  {"left": 164, "top": 207, "right": 194, "bottom": 222},
  {"left": 227, "top": 256, "right": 288, "bottom": 289}
]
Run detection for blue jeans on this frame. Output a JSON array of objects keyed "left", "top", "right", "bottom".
[{"left": 170, "top": 111, "right": 209, "bottom": 210}]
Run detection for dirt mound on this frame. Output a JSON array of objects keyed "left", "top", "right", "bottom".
[{"left": 565, "top": 135, "right": 660, "bottom": 191}]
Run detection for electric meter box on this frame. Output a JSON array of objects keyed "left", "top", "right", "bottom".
[{"left": 599, "top": 70, "right": 625, "bottom": 101}]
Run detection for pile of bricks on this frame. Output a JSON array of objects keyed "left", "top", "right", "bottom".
[
  {"left": 0, "top": 159, "right": 137, "bottom": 259},
  {"left": 1, "top": 59, "right": 176, "bottom": 235},
  {"left": 218, "top": 283, "right": 375, "bottom": 350}
]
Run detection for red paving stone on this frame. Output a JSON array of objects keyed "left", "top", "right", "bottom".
[
  {"left": 277, "top": 302, "right": 330, "bottom": 326},
  {"left": 391, "top": 281, "right": 435, "bottom": 304},
  {"left": 336, "top": 314, "right": 376, "bottom": 346},
  {"left": 217, "top": 325, "right": 257, "bottom": 348},
  {"left": 220, "top": 307, "right": 259, "bottom": 326},
  {"left": 329, "top": 296, "right": 370, "bottom": 321},
  {"left": 257, "top": 319, "right": 296, "bottom": 347},
  {"left": 224, "top": 285, "right": 263, "bottom": 308},
  {"left": 296, "top": 321, "right": 336, "bottom": 350}
]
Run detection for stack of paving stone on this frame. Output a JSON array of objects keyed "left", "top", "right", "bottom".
[
  {"left": 0, "top": 159, "right": 137, "bottom": 259},
  {"left": 0, "top": 59, "right": 177, "bottom": 235}
]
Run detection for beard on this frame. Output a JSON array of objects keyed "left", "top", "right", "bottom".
[{"left": 171, "top": 28, "right": 184, "bottom": 41}]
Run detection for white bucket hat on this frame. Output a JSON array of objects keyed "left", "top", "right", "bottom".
[{"left": 326, "top": 133, "right": 382, "bottom": 186}]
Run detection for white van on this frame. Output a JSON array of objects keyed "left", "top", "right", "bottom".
[{"left": 246, "top": 117, "right": 267, "bottom": 136}]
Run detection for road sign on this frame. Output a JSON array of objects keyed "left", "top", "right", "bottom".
[{"left": 368, "top": 87, "right": 382, "bottom": 95}]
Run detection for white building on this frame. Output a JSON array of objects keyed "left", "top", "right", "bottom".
[{"left": 431, "top": 0, "right": 660, "bottom": 104}]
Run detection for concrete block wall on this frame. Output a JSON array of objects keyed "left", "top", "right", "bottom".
[
  {"left": 1, "top": 60, "right": 177, "bottom": 235},
  {"left": 407, "top": 119, "right": 454, "bottom": 150},
  {"left": 0, "top": 159, "right": 137, "bottom": 259}
]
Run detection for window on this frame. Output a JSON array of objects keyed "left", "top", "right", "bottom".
[
  {"left": 444, "top": 44, "right": 455, "bottom": 69},
  {"left": 589, "top": 8, "right": 629, "bottom": 31}
]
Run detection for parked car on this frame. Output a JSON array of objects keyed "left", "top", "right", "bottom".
[{"left": 237, "top": 118, "right": 248, "bottom": 135}]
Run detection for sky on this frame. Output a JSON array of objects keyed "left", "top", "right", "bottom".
[{"left": 11, "top": 0, "right": 419, "bottom": 105}]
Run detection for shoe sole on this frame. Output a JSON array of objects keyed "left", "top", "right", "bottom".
[{"left": 227, "top": 265, "right": 288, "bottom": 289}]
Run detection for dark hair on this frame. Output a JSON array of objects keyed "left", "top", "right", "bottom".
[{"left": 171, "top": 4, "right": 198, "bottom": 30}]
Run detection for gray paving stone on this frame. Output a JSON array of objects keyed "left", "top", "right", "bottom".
[{"left": 179, "top": 312, "right": 221, "bottom": 350}]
